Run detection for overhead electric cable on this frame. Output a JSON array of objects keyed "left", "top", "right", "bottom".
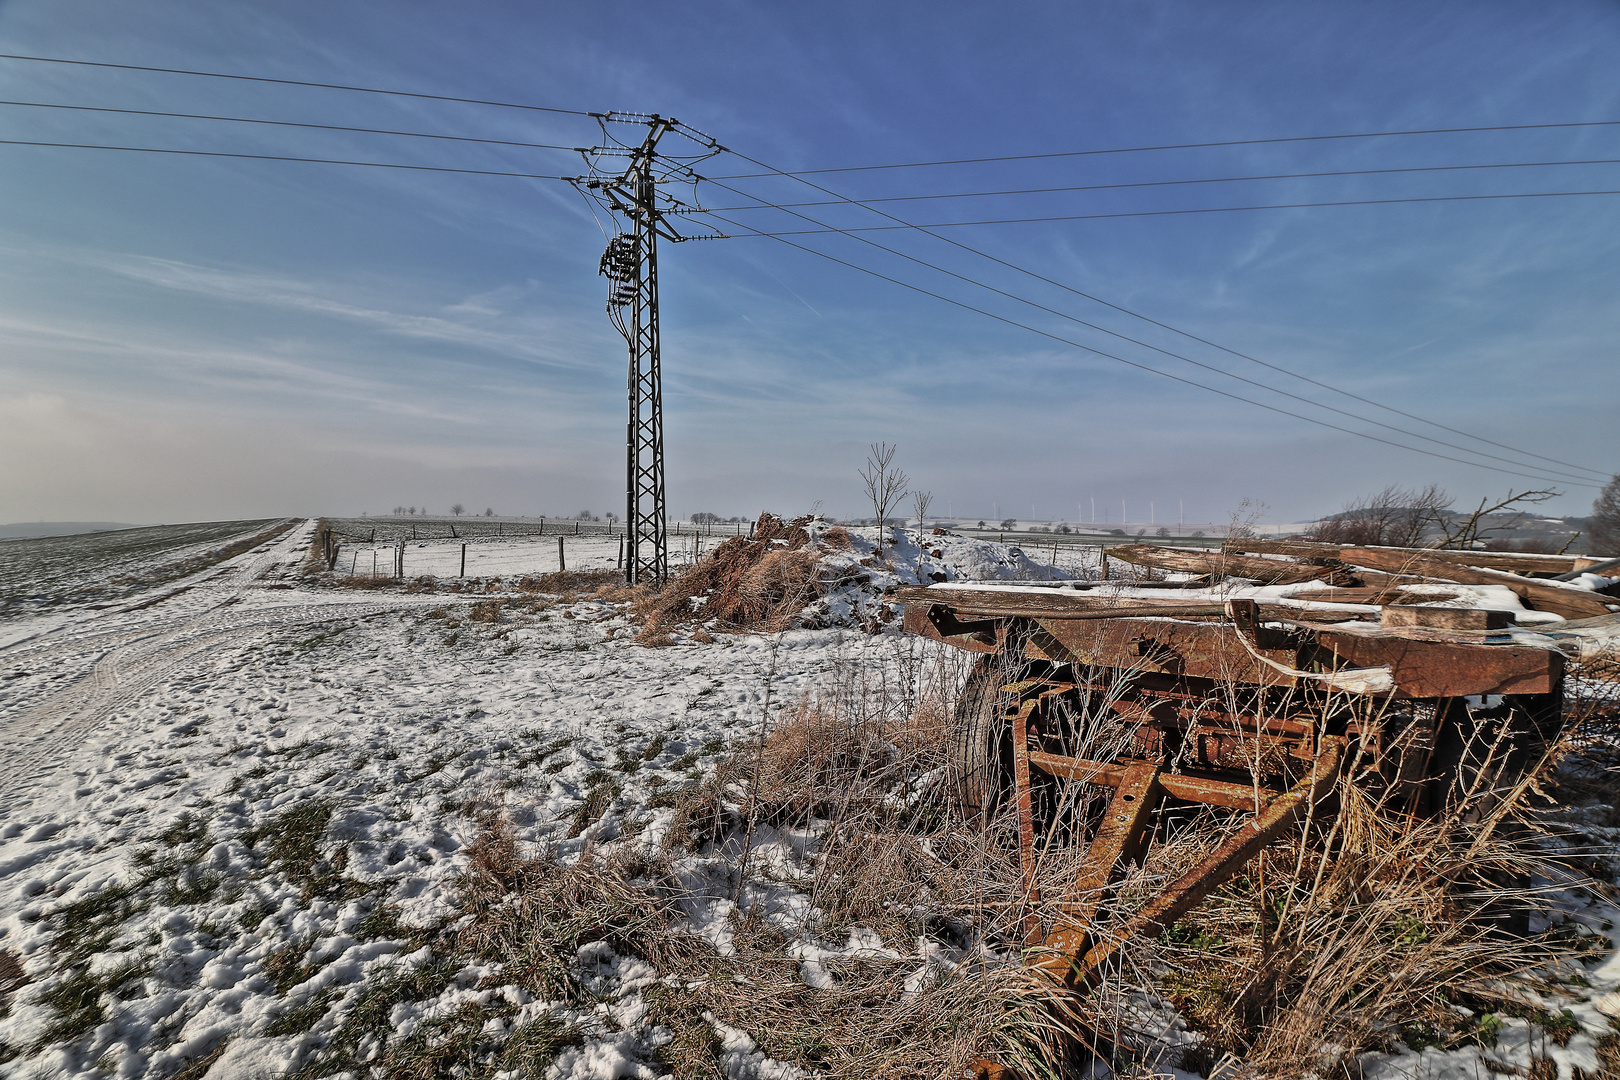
[
  {"left": 698, "top": 176, "right": 1605, "bottom": 485},
  {"left": 717, "top": 145, "right": 1614, "bottom": 480},
  {"left": 0, "top": 53, "right": 593, "bottom": 116},
  {"left": 698, "top": 156, "right": 1620, "bottom": 213},
  {"left": 736, "top": 189, "right": 1620, "bottom": 234},
  {"left": 703, "top": 207, "right": 1593, "bottom": 488},
  {"left": 0, "top": 99, "right": 585, "bottom": 151},
  {"left": 0, "top": 138, "right": 570, "bottom": 179},
  {"left": 706, "top": 119, "right": 1620, "bottom": 179}
]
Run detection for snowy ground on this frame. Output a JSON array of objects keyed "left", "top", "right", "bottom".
[
  {"left": 0, "top": 520, "right": 976, "bottom": 1078},
  {"left": 2, "top": 520, "right": 1617, "bottom": 1079}
]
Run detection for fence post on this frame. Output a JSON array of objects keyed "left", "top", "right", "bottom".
[
  {"left": 460, "top": 543, "right": 466, "bottom": 578},
  {"left": 617, "top": 534, "right": 624, "bottom": 570},
  {"left": 557, "top": 535, "right": 566, "bottom": 572}
]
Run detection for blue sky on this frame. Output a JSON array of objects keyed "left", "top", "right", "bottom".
[{"left": 1, "top": 1, "right": 1616, "bottom": 526}]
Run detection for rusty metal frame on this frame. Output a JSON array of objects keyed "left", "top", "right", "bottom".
[{"left": 910, "top": 587, "right": 1569, "bottom": 1079}]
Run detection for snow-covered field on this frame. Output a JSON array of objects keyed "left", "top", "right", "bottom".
[
  {"left": 0, "top": 520, "right": 992, "bottom": 1078},
  {"left": 3, "top": 519, "right": 1618, "bottom": 1080}
]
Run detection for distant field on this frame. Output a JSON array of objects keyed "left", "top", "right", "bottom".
[
  {"left": 0, "top": 521, "right": 137, "bottom": 540},
  {"left": 0, "top": 519, "right": 286, "bottom": 619},
  {"left": 324, "top": 515, "right": 750, "bottom": 543}
]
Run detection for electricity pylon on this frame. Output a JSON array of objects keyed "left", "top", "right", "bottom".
[{"left": 574, "top": 114, "right": 719, "bottom": 584}]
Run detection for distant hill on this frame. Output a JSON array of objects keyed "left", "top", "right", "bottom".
[{"left": 0, "top": 521, "right": 138, "bottom": 540}]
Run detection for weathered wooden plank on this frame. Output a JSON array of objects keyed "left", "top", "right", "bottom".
[
  {"left": 1333, "top": 547, "right": 1617, "bottom": 619},
  {"left": 890, "top": 587, "right": 1373, "bottom": 624},
  {"left": 1226, "top": 538, "right": 1618, "bottom": 577},
  {"left": 1380, "top": 605, "right": 1515, "bottom": 630},
  {"left": 1104, "top": 544, "right": 1342, "bottom": 585}
]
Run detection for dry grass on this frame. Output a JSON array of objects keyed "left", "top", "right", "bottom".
[
  {"left": 1130, "top": 779, "right": 1560, "bottom": 1076},
  {"left": 638, "top": 513, "right": 829, "bottom": 641},
  {"left": 668, "top": 640, "right": 1584, "bottom": 1077}
]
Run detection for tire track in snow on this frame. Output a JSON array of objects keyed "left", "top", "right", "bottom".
[{"left": 0, "top": 522, "right": 451, "bottom": 819}]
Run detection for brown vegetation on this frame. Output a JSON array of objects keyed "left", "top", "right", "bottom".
[{"left": 637, "top": 513, "right": 829, "bottom": 641}]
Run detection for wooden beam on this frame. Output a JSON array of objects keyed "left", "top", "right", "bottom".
[
  {"left": 1333, "top": 547, "right": 1617, "bottom": 619},
  {"left": 1104, "top": 544, "right": 1344, "bottom": 585},
  {"left": 891, "top": 587, "right": 1374, "bottom": 624},
  {"left": 1381, "top": 605, "right": 1514, "bottom": 630},
  {"left": 1227, "top": 538, "right": 1618, "bottom": 578}
]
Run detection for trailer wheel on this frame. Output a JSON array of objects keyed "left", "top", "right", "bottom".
[{"left": 951, "top": 654, "right": 1018, "bottom": 824}]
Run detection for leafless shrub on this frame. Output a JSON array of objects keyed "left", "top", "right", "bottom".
[
  {"left": 514, "top": 569, "right": 625, "bottom": 595},
  {"left": 1590, "top": 474, "right": 1620, "bottom": 553},
  {"left": 1436, "top": 487, "right": 1560, "bottom": 549},
  {"left": 1308, "top": 483, "right": 1451, "bottom": 546},
  {"left": 859, "top": 442, "right": 908, "bottom": 557},
  {"left": 467, "top": 599, "right": 505, "bottom": 623}
]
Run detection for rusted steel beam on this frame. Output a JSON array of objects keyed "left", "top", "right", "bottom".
[
  {"left": 1314, "top": 630, "right": 1563, "bottom": 697},
  {"left": 1027, "top": 750, "right": 1284, "bottom": 810},
  {"left": 1037, "top": 764, "right": 1164, "bottom": 982},
  {"left": 1061, "top": 736, "right": 1347, "bottom": 989},
  {"left": 1105, "top": 544, "right": 1349, "bottom": 585},
  {"left": 1008, "top": 696, "right": 1044, "bottom": 943},
  {"left": 1029, "top": 616, "right": 1303, "bottom": 687},
  {"left": 900, "top": 600, "right": 1000, "bottom": 653}
]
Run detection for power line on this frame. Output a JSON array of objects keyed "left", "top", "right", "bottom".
[
  {"left": 717, "top": 147, "right": 1615, "bottom": 483},
  {"left": 0, "top": 138, "right": 571, "bottom": 180},
  {"left": 705, "top": 119, "right": 1620, "bottom": 179},
  {"left": 0, "top": 53, "right": 593, "bottom": 117},
  {"left": 698, "top": 156, "right": 1620, "bottom": 213},
  {"left": 0, "top": 99, "right": 586, "bottom": 152},
  {"left": 732, "top": 188, "right": 1620, "bottom": 234},
  {"left": 704, "top": 207, "right": 1596, "bottom": 488},
  {"left": 699, "top": 176, "right": 1606, "bottom": 485}
]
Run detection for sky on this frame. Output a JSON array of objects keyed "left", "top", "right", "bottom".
[{"left": 0, "top": 0, "right": 1617, "bottom": 528}]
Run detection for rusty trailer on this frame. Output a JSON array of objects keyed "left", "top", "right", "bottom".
[{"left": 891, "top": 576, "right": 1599, "bottom": 1007}]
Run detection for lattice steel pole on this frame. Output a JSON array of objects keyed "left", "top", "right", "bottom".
[
  {"left": 580, "top": 114, "right": 720, "bottom": 585},
  {"left": 624, "top": 135, "right": 667, "bottom": 585}
]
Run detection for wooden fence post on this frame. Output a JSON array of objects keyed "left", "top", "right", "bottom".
[
  {"left": 557, "top": 535, "right": 566, "bottom": 572},
  {"left": 460, "top": 544, "right": 467, "bottom": 578}
]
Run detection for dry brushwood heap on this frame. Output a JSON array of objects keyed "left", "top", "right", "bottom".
[
  {"left": 637, "top": 512, "right": 1072, "bottom": 641},
  {"left": 640, "top": 513, "right": 823, "bottom": 637}
]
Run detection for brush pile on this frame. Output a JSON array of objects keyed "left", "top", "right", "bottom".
[{"left": 639, "top": 512, "right": 1080, "bottom": 641}]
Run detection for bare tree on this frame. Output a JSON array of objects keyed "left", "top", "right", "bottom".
[
  {"left": 911, "top": 490, "right": 933, "bottom": 545},
  {"left": 1589, "top": 474, "right": 1620, "bottom": 554},
  {"left": 1307, "top": 485, "right": 1448, "bottom": 547},
  {"left": 451, "top": 503, "right": 465, "bottom": 517},
  {"left": 858, "top": 442, "right": 908, "bottom": 557},
  {"left": 484, "top": 507, "right": 495, "bottom": 517},
  {"left": 1435, "top": 488, "right": 1558, "bottom": 549}
]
